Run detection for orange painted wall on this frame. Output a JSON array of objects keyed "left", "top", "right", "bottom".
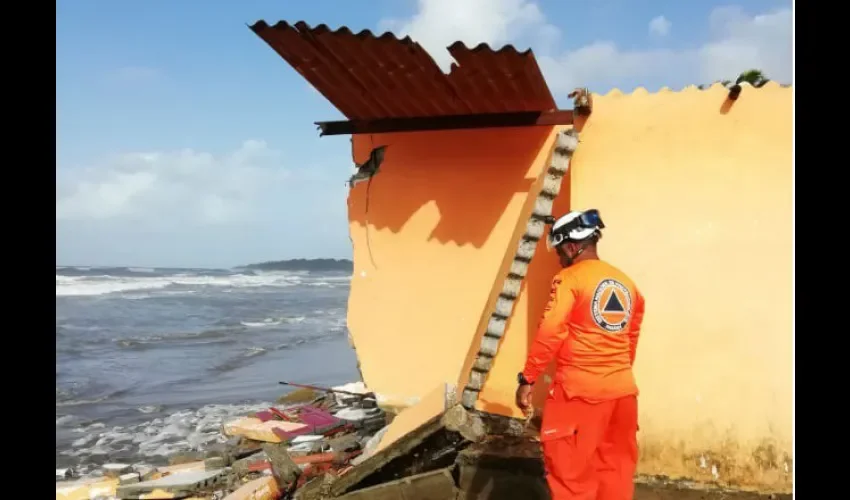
[
  {"left": 476, "top": 83, "right": 793, "bottom": 491},
  {"left": 346, "top": 127, "right": 557, "bottom": 406}
]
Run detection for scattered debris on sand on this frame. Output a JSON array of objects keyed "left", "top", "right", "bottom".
[
  {"left": 56, "top": 381, "right": 791, "bottom": 500},
  {"left": 57, "top": 382, "right": 417, "bottom": 500}
]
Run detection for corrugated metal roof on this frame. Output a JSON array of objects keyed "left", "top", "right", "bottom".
[{"left": 249, "top": 21, "right": 557, "bottom": 121}]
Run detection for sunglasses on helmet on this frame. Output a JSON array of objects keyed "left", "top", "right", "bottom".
[{"left": 545, "top": 209, "right": 605, "bottom": 250}]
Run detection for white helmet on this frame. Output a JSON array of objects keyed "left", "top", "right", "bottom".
[{"left": 546, "top": 209, "right": 605, "bottom": 251}]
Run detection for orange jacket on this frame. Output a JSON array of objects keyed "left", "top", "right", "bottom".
[{"left": 522, "top": 259, "right": 646, "bottom": 402}]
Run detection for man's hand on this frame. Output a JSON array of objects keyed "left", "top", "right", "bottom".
[{"left": 515, "top": 384, "right": 533, "bottom": 414}]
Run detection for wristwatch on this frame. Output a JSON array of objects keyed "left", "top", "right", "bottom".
[{"left": 517, "top": 372, "right": 534, "bottom": 386}]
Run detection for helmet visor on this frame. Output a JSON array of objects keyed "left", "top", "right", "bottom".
[{"left": 578, "top": 209, "right": 604, "bottom": 229}]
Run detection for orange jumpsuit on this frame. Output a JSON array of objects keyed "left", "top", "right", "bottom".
[{"left": 521, "top": 259, "right": 646, "bottom": 500}]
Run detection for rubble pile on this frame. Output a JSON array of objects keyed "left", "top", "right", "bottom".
[
  {"left": 56, "top": 380, "right": 784, "bottom": 499},
  {"left": 58, "top": 377, "right": 586, "bottom": 500},
  {"left": 55, "top": 383, "right": 411, "bottom": 500}
]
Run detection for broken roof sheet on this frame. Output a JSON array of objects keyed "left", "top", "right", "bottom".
[{"left": 249, "top": 21, "right": 557, "bottom": 121}]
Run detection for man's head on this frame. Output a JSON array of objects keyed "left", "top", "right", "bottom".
[
  {"left": 554, "top": 235, "right": 600, "bottom": 267},
  {"left": 547, "top": 209, "right": 605, "bottom": 267}
]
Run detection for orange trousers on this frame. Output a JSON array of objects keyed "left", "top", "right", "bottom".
[{"left": 540, "top": 390, "right": 638, "bottom": 500}]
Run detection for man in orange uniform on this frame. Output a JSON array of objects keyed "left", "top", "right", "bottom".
[{"left": 515, "top": 209, "right": 646, "bottom": 500}]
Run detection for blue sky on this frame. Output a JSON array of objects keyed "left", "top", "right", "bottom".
[{"left": 56, "top": 0, "right": 792, "bottom": 268}]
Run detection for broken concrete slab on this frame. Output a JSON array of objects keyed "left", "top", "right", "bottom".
[
  {"left": 102, "top": 462, "right": 134, "bottom": 477},
  {"left": 168, "top": 451, "right": 206, "bottom": 465},
  {"left": 291, "top": 434, "right": 324, "bottom": 444},
  {"left": 294, "top": 473, "right": 336, "bottom": 500},
  {"left": 372, "top": 382, "right": 455, "bottom": 455},
  {"left": 203, "top": 441, "right": 240, "bottom": 466},
  {"left": 223, "top": 475, "right": 282, "bottom": 500},
  {"left": 477, "top": 411, "right": 536, "bottom": 438},
  {"left": 232, "top": 451, "right": 270, "bottom": 476},
  {"left": 336, "top": 467, "right": 457, "bottom": 500},
  {"left": 205, "top": 456, "right": 228, "bottom": 469},
  {"left": 267, "top": 406, "right": 351, "bottom": 442},
  {"left": 324, "top": 381, "right": 465, "bottom": 496},
  {"left": 351, "top": 426, "right": 389, "bottom": 466},
  {"left": 56, "top": 476, "right": 119, "bottom": 500},
  {"left": 156, "top": 460, "right": 207, "bottom": 475},
  {"left": 119, "top": 472, "right": 141, "bottom": 484},
  {"left": 328, "top": 416, "right": 464, "bottom": 496},
  {"left": 288, "top": 440, "right": 327, "bottom": 456},
  {"left": 287, "top": 434, "right": 330, "bottom": 456},
  {"left": 134, "top": 464, "right": 158, "bottom": 481},
  {"left": 232, "top": 437, "right": 265, "bottom": 460},
  {"left": 441, "top": 404, "right": 486, "bottom": 443},
  {"left": 224, "top": 416, "right": 308, "bottom": 443},
  {"left": 334, "top": 407, "right": 380, "bottom": 422},
  {"left": 327, "top": 433, "right": 360, "bottom": 452},
  {"left": 261, "top": 442, "right": 300, "bottom": 487},
  {"left": 116, "top": 468, "right": 226, "bottom": 499}
]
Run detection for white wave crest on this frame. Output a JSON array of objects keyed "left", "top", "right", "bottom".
[
  {"left": 59, "top": 402, "right": 272, "bottom": 466},
  {"left": 55, "top": 272, "right": 333, "bottom": 297},
  {"left": 240, "top": 316, "right": 305, "bottom": 327}
]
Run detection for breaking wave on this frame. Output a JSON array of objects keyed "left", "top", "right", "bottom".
[
  {"left": 57, "top": 402, "right": 273, "bottom": 472},
  {"left": 56, "top": 266, "right": 351, "bottom": 297},
  {"left": 55, "top": 263, "right": 359, "bottom": 471}
]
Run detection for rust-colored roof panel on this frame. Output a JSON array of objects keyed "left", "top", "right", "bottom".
[{"left": 250, "top": 21, "right": 557, "bottom": 120}]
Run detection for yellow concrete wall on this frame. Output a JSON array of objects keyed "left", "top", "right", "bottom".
[
  {"left": 476, "top": 83, "right": 793, "bottom": 491},
  {"left": 346, "top": 126, "right": 557, "bottom": 406},
  {"left": 375, "top": 382, "right": 453, "bottom": 453}
]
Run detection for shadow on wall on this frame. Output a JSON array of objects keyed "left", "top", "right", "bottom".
[
  {"left": 345, "top": 125, "right": 559, "bottom": 404},
  {"left": 471, "top": 119, "right": 586, "bottom": 417},
  {"left": 349, "top": 127, "right": 552, "bottom": 247},
  {"left": 475, "top": 164, "right": 571, "bottom": 415}
]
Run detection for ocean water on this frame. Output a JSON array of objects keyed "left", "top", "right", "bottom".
[{"left": 55, "top": 265, "right": 359, "bottom": 473}]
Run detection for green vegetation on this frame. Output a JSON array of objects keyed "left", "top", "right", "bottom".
[
  {"left": 734, "top": 69, "right": 769, "bottom": 87},
  {"left": 240, "top": 258, "right": 353, "bottom": 272},
  {"left": 698, "top": 69, "right": 771, "bottom": 90}
]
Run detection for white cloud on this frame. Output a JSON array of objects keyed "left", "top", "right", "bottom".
[
  {"left": 57, "top": 140, "right": 291, "bottom": 226},
  {"left": 538, "top": 6, "right": 791, "bottom": 93},
  {"left": 698, "top": 7, "right": 792, "bottom": 85},
  {"left": 649, "top": 15, "right": 671, "bottom": 37},
  {"left": 379, "top": 0, "right": 560, "bottom": 71},
  {"left": 538, "top": 43, "right": 688, "bottom": 95},
  {"left": 379, "top": 2, "right": 791, "bottom": 94},
  {"left": 57, "top": 140, "right": 353, "bottom": 267}
]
